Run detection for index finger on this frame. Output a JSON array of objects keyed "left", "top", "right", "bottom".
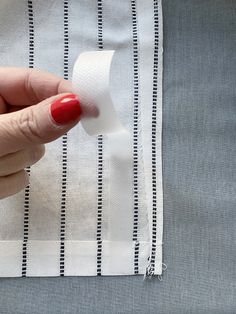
[{"left": 0, "top": 67, "right": 72, "bottom": 108}]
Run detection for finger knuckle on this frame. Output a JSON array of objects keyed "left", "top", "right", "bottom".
[{"left": 17, "top": 108, "right": 43, "bottom": 143}]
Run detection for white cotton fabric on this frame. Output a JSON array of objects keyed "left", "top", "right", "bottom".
[{"left": 0, "top": 0, "right": 163, "bottom": 277}]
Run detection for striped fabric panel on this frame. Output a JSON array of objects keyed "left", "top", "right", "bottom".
[
  {"left": 22, "top": 0, "right": 34, "bottom": 277},
  {"left": 16, "top": 0, "right": 162, "bottom": 277}
]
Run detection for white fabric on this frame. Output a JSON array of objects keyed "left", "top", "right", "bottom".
[{"left": 0, "top": 0, "right": 163, "bottom": 277}]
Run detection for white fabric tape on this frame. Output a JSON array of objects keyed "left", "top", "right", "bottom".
[
  {"left": 72, "top": 50, "right": 125, "bottom": 136},
  {"left": 72, "top": 50, "right": 133, "bottom": 241}
]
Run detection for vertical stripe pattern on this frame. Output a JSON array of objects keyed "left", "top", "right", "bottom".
[
  {"left": 149, "top": 0, "right": 159, "bottom": 276},
  {"left": 59, "top": 0, "right": 69, "bottom": 277},
  {"left": 22, "top": 0, "right": 34, "bottom": 277},
  {"left": 131, "top": 0, "right": 140, "bottom": 274},
  {"left": 96, "top": 0, "right": 103, "bottom": 276}
]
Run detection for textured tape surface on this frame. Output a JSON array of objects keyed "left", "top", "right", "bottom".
[{"left": 72, "top": 50, "right": 125, "bottom": 136}]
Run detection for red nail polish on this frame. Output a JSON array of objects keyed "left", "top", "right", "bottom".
[{"left": 51, "top": 94, "right": 82, "bottom": 125}]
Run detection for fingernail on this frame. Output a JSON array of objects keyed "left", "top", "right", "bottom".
[{"left": 50, "top": 94, "right": 82, "bottom": 125}]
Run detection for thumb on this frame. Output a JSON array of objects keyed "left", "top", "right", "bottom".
[{"left": 0, "top": 93, "right": 82, "bottom": 155}]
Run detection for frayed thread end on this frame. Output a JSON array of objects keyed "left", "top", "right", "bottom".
[{"left": 143, "top": 262, "right": 167, "bottom": 281}]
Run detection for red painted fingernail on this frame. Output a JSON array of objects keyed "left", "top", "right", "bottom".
[{"left": 50, "top": 94, "right": 82, "bottom": 125}]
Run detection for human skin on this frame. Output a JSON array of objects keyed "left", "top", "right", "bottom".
[{"left": 0, "top": 68, "right": 81, "bottom": 199}]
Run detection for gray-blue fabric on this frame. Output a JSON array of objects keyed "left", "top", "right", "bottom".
[{"left": 0, "top": 0, "right": 235, "bottom": 313}]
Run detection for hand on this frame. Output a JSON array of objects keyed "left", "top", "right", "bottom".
[{"left": 0, "top": 68, "right": 82, "bottom": 199}]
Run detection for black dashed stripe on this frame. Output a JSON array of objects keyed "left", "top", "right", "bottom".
[
  {"left": 22, "top": 0, "right": 34, "bottom": 277},
  {"left": 97, "top": 0, "right": 103, "bottom": 50},
  {"left": 131, "top": 0, "right": 140, "bottom": 275},
  {"left": 59, "top": 0, "right": 69, "bottom": 277},
  {"left": 149, "top": 0, "right": 159, "bottom": 276},
  {"left": 96, "top": 0, "right": 103, "bottom": 276}
]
